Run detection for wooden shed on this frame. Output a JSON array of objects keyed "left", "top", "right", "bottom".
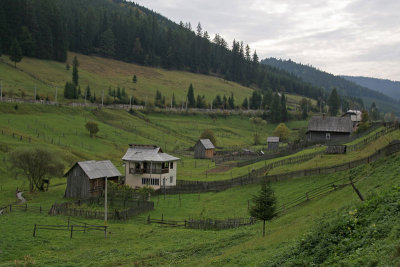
[
  {"left": 267, "top": 136, "right": 280, "bottom": 151},
  {"left": 194, "top": 139, "right": 215, "bottom": 159},
  {"left": 64, "top": 160, "right": 121, "bottom": 199},
  {"left": 307, "top": 115, "right": 353, "bottom": 143}
]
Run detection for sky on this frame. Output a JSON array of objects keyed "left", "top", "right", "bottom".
[{"left": 133, "top": 0, "right": 400, "bottom": 81}]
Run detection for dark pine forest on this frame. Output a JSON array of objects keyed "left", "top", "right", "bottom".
[{"left": 0, "top": 0, "right": 324, "bottom": 100}]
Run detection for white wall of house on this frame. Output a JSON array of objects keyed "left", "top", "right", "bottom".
[{"left": 124, "top": 160, "right": 178, "bottom": 190}]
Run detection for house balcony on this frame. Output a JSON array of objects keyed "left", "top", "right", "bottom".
[{"left": 130, "top": 168, "right": 169, "bottom": 174}]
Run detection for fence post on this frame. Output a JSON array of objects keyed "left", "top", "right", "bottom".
[
  {"left": 70, "top": 225, "right": 73, "bottom": 239},
  {"left": 104, "top": 226, "right": 107, "bottom": 239},
  {"left": 67, "top": 216, "right": 70, "bottom": 229},
  {"left": 40, "top": 206, "right": 42, "bottom": 213},
  {"left": 33, "top": 224, "right": 37, "bottom": 237},
  {"left": 25, "top": 204, "right": 27, "bottom": 211},
  {"left": 9, "top": 204, "right": 12, "bottom": 212},
  {"left": 161, "top": 214, "right": 164, "bottom": 222},
  {"left": 147, "top": 215, "right": 150, "bottom": 224},
  {"left": 306, "top": 193, "right": 309, "bottom": 201},
  {"left": 84, "top": 223, "right": 87, "bottom": 233}
]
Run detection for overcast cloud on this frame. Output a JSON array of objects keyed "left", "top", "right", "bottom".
[{"left": 133, "top": 0, "right": 400, "bottom": 81}]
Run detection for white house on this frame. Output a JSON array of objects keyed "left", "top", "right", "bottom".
[{"left": 122, "top": 144, "right": 180, "bottom": 190}]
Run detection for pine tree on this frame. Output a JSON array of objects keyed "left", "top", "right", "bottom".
[
  {"left": 72, "top": 56, "right": 79, "bottom": 86},
  {"left": 280, "top": 93, "right": 288, "bottom": 122},
  {"left": 250, "top": 178, "right": 277, "bottom": 237},
  {"left": 270, "top": 93, "right": 281, "bottom": 123},
  {"left": 9, "top": 39, "right": 23, "bottom": 67},
  {"left": 132, "top": 75, "right": 137, "bottom": 83},
  {"left": 85, "top": 85, "right": 91, "bottom": 99},
  {"left": 187, "top": 83, "right": 196, "bottom": 108},
  {"left": 242, "top": 97, "right": 249, "bottom": 110},
  {"left": 328, "top": 88, "right": 340, "bottom": 116},
  {"left": 172, "top": 93, "right": 176, "bottom": 107}
]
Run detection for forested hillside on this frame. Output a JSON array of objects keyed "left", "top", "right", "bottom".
[
  {"left": 0, "top": 0, "right": 323, "bottom": 100},
  {"left": 341, "top": 76, "right": 400, "bottom": 101},
  {"left": 262, "top": 58, "right": 400, "bottom": 115}
]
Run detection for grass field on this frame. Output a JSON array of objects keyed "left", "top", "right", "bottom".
[
  {"left": 1, "top": 152, "right": 399, "bottom": 266},
  {"left": 0, "top": 52, "right": 317, "bottom": 110}
]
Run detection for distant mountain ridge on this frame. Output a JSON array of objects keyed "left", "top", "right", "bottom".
[
  {"left": 341, "top": 76, "right": 400, "bottom": 101},
  {"left": 261, "top": 58, "right": 400, "bottom": 115}
]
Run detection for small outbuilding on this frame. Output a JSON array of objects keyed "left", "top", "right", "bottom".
[
  {"left": 307, "top": 115, "right": 354, "bottom": 142},
  {"left": 267, "top": 136, "right": 280, "bottom": 151},
  {"left": 194, "top": 139, "right": 215, "bottom": 159},
  {"left": 342, "top": 110, "right": 362, "bottom": 127},
  {"left": 64, "top": 160, "right": 121, "bottom": 199}
]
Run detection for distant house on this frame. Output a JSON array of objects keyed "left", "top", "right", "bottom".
[
  {"left": 267, "top": 136, "right": 280, "bottom": 151},
  {"left": 194, "top": 139, "right": 215, "bottom": 159},
  {"left": 122, "top": 144, "right": 180, "bottom": 189},
  {"left": 342, "top": 110, "right": 362, "bottom": 127},
  {"left": 307, "top": 115, "right": 354, "bottom": 142},
  {"left": 64, "top": 160, "right": 121, "bottom": 199}
]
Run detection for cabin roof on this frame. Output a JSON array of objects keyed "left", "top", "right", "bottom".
[
  {"left": 308, "top": 116, "right": 353, "bottom": 133},
  {"left": 198, "top": 139, "right": 215, "bottom": 149},
  {"left": 64, "top": 160, "right": 121, "bottom": 179},
  {"left": 122, "top": 145, "right": 180, "bottom": 162}
]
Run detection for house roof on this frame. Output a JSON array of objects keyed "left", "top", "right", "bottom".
[
  {"left": 197, "top": 139, "right": 215, "bottom": 149},
  {"left": 64, "top": 160, "right": 121, "bottom": 179},
  {"left": 343, "top": 110, "right": 362, "bottom": 122},
  {"left": 308, "top": 116, "right": 353, "bottom": 133},
  {"left": 122, "top": 145, "right": 180, "bottom": 162},
  {"left": 267, "top": 136, "right": 280, "bottom": 143}
]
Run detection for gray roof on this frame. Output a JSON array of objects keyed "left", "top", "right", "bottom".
[
  {"left": 65, "top": 160, "right": 121, "bottom": 179},
  {"left": 308, "top": 116, "right": 353, "bottom": 133},
  {"left": 198, "top": 139, "right": 215, "bottom": 149},
  {"left": 122, "top": 145, "right": 180, "bottom": 162},
  {"left": 267, "top": 136, "right": 280, "bottom": 143}
]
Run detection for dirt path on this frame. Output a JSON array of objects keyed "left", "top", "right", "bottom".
[{"left": 16, "top": 191, "right": 26, "bottom": 203}]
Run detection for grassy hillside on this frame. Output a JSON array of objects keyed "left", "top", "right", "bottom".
[{"left": 0, "top": 52, "right": 317, "bottom": 110}]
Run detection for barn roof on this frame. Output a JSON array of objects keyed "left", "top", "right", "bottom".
[
  {"left": 267, "top": 136, "right": 280, "bottom": 143},
  {"left": 198, "top": 139, "right": 215, "bottom": 149},
  {"left": 122, "top": 144, "right": 180, "bottom": 162},
  {"left": 64, "top": 160, "right": 121, "bottom": 179},
  {"left": 308, "top": 116, "right": 353, "bottom": 133}
]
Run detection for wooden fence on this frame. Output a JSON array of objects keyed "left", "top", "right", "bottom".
[
  {"left": 48, "top": 200, "right": 154, "bottom": 220},
  {"left": 0, "top": 203, "right": 45, "bottom": 215},
  {"left": 33, "top": 218, "right": 108, "bottom": 238},
  {"left": 144, "top": 214, "right": 255, "bottom": 230},
  {"left": 160, "top": 139, "right": 400, "bottom": 194}
]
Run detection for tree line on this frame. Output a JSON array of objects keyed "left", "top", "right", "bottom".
[{"left": 0, "top": 0, "right": 324, "bottom": 101}]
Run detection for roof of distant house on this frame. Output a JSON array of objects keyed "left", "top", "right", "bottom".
[
  {"left": 308, "top": 116, "right": 353, "bottom": 133},
  {"left": 64, "top": 160, "right": 121, "bottom": 179},
  {"left": 267, "top": 136, "right": 280, "bottom": 143},
  {"left": 198, "top": 139, "right": 215, "bottom": 149},
  {"left": 122, "top": 144, "right": 180, "bottom": 162}
]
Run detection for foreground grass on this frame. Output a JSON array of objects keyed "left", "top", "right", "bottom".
[{"left": 1, "top": 153, "right": 399, "bottom": 266}]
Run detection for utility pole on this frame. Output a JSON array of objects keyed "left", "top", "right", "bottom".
[
  {"left": 55, "top": 87, "right": 58, "bottom": 103},
  {"left": 101, "top": 89, "right": 104, "bottom": 107},
  {"left": 129, "top": 96, "right": 132, "bottom": 109},
  {"left": 170, "top": 97, "right": 172, "bottom": 109},
  {"left": 84, "top": 87, "right": 87, "bottom": 105},
  {"left": 104, "top": 176, "right": 108, "bottom": 238}
]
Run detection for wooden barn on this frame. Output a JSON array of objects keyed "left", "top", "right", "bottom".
[
  {"left": 307, "top": 115, "right": 354, "bottom": 142},
  {"left": 64, "top": 160, "right": 121, "bottom": 199},
  {"left": 194, "top": 139, "right": 215, "bottom": 159},
  {"left": 267, "top": 136, "right": 280, "bottom": 151}
]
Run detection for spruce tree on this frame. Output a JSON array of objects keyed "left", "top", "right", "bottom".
[
  {"left": 270, "top": 93, "right": 281, "bottom": 123},
  {"left": 187, "top": 83, "right": 195, "bottom": 108},
  {"left": 132, "top": 75, "right": 137, "bottom": 83},
  {"left": 250, "top": 178, "right": 277, "bottom": 237},
  {"left": 72, "top": 56, "right": 79, "bottom": 86},
  {"left": 9, "top": 39, "right": 23, "bottom": 67},
  {"left": 328, "top": 88, "right": 340, "bottom": 116},
  {"left": 280, "top": 93, "right": 288, "bottom": 122}
]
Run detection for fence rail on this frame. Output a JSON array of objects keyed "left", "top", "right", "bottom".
[
  {"left": 162, "top": 139, "right": 400, "bottom": 194},
  {"left": 33, "top": 218, "right": 108, "bottom": 238}
]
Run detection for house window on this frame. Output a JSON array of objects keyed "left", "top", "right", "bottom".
[
  {"left": 170, "top": 162, "right": 173, "bottom": 169},
  {"left": 135, "top": 163, "right": 140, "bottom": 169},
  {"left": 170, "top": 176, "right": 173, "bottom": 183},
  {"left": 141, "top": 178, "right": 159, "bottom": 185},
  {"left": 326, "top": 133, "right": 331, "bottom": 140}
]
